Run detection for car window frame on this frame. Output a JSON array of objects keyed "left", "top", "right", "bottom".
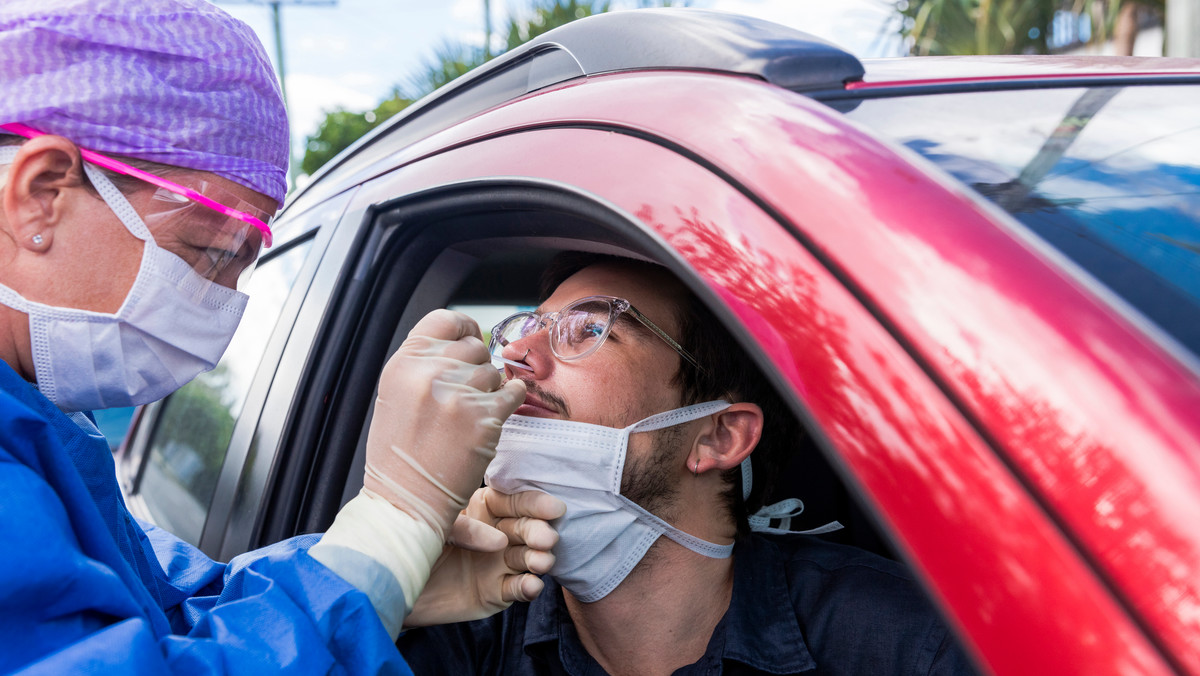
[{"left": 119, "top": 191, "right": 352, "bottom": 557}]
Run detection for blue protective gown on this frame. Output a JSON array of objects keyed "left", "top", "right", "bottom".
[{"left": 0, "top": 361, "right": 413, "bottom": 675}]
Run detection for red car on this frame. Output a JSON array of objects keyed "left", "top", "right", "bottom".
[{"left": 116, "top": 9, "right": 1200, "bottom": 674}]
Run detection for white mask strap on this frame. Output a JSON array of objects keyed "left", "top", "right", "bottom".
[
  {"left": 741, "top": 456, "right": 753, "bottom": 501},
  {"left": 0, "top": 145, "right": 152, "bottom": 242},
  {"left": 740, "top": 419, "right": 844, "bottom": 536},
  {"left": 81, "top": 162, "right": 153, "bottom": 242},
  {"left": 627, "top": 400, "right": 731, "bottom": 433}
]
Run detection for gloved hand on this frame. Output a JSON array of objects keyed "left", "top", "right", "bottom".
[
  {"left": 404, "top": 487, "right": 566, "bottom": 628},
  {"left": 362, "top": 309, "right": 526, "bottom": 539},
  {"left": 310, "top": 310, "right": 529, "bottom": 639}
]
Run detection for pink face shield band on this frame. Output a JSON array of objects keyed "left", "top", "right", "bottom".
[{"left": 0, "top": 122, "right": 275, "bottom": 247}]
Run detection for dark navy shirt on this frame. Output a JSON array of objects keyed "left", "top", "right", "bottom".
[{"left": 398, "top": 534, "right": 978, "bottom": 675}]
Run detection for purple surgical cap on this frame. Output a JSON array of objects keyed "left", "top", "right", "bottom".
[{"left": 0, "top": 0, "right": 289, "bottom": 205}]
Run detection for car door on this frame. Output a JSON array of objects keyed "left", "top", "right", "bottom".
[{"left": 122, "top": 73, "right": 1182, "bottom": 674}]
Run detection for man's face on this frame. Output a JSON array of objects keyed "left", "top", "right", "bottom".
[
  {"left": 503, "top": 262, "right": 688, "bottom": 427},
  {"left": 500, "top": 262, "right": 695, "bottom": 513}
]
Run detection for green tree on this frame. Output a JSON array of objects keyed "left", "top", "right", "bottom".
[
  {"left": 406, "top": 40, "right": 491, "bottom": 98},
  {"left": 502, "top": 0, "right": 611, "bottom": 50},
  {"left": 899, "top": 0, "right": 1163, "bottom": 56},
  {"left": 302, "top": 0, "right": 689, "bottom": 177},
  {"left": 301, "top": 89, "right": 414, "bottom": 177}
]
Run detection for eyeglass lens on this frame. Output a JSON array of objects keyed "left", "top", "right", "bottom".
[
  {"left": 551, "top": 299, "right": 613, "bottom": 357},
  {"left": 492, "top": 298, "right": 617, "bottom": 361}
]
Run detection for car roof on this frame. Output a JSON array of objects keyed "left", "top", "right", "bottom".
[
  {"left": 282, "top": 8, "right": 1200, "bottom": 217},
  {"left": 283, "top": 8, "right": 864, "bottom": 214}
]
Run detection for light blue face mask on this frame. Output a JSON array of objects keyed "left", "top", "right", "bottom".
[{"left": 486, "top": 401, "right": 841, "bottom": 602}]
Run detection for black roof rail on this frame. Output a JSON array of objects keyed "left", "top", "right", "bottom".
[
  {"left": 288, "top": 9, "right": 863, "bottom": 209},
  {"left": 515, "top": 9, "right": 864, "bottom": 92}
]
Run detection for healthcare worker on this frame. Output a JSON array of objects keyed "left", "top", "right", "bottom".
[{"left": 0, "top": 1, "right": 563, "bottom": 673}]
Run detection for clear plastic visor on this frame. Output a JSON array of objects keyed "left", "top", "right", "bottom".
[
  {"left": 132, "top": 180, "right": 269, "bottom": 293},
  {"left": 0, "top": 123, "right": 275, "bottom": 300}
]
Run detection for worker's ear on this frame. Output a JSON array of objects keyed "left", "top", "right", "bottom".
[
  {"left": 2, "top": 135, "right": 86, "bottom": 253},
  {"left": 689, "top": 402, "right": 763, "bottom": 475}
]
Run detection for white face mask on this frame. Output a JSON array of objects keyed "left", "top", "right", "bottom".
[
  {"left": 487, "top": 400, "right": 845, "bottom": 602},
  {"left": 486, "top": 401, "right": 740, "bottom": 602},
  {"left": 0, "top": 148, "right": 248, "bottom": 412}
]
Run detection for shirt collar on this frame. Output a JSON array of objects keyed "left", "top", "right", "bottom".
[
  {"left": 720, "top": 535, "right": 816, "bottom": 672},
  {"left": 522, "top": 535, "right": 817, "bottom": 673}
]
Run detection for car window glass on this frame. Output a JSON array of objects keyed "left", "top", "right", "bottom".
[
  {"left": 138, "top": 240, "right": 314, "bottom": 545},
  {"left": 94, "top": 406, "right": 136, "bottom": 451},
  {"left": 844, "top": 85, "right": 1200, "bottom": 360},
  {"left": 451, "top": 303, "right": 532, "bottom": 343}
]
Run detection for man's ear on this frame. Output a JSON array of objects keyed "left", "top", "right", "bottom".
[
  {"left": 2, "top": 135, "right": 86, "bottom": 252},
  {"left": 690, "top": 402, "right": 763, "bottom": 475}
]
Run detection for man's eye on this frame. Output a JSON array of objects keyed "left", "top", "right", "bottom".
[{"left": 564, "top": 318, "right": 606, "bottom": 344}]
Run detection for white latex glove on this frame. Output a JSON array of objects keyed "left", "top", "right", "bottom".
[
  {"left": 362, "top": 309, "right": 526, "bottom": 539},
  {"left": 309, "top": 310, "right": 526, "bottom": 639},
  {"left": 404, "top": 487, "right": 566, "bottom": 628}
]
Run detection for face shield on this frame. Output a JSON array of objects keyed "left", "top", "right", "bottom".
[
  {"left": 0, "top": 122, "right": 277, "bottom": 302},
  {"left": 136, "top": 178, "right": 273, "bottom": 292}
]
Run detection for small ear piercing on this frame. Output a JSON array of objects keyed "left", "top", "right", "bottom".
[{"left": 32, "top": 234, "right": 44, "bottom": 246}]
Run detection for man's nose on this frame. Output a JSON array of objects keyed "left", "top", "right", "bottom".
[{"left": 500, "top": 328, "right": 549, "bottom": 373}]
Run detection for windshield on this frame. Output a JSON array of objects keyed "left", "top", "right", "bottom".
[{"left": 843, "top": 84, "right": 1200, "bottom": 361}]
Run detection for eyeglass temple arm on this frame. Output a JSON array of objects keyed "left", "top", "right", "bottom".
[{"left": 626, "top": 306, "right": 706, "bottom": 373}]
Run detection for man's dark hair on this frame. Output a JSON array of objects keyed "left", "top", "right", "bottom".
[{"left": 541, "top": 251, "right": 799, "bottom": 537}]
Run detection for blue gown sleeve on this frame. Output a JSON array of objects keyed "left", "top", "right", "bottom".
[{"left": 0, "top": 389, "right": 413, "bottom": 675}]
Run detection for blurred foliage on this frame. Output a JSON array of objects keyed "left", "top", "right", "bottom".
[
  {"left": 148, "top": 364, "right": 236, "bottom": 506},
  {"left": 406, "top": 41, "right": 491, "bottom": 96},
  {"left": 898, "top": 0, "right": 1163, "bottom": 56},
  {"left": 302, "top": 0, "right": 687, "bottom": 177},
  {"left": 301, "top": 90, "right": 414, "bottom": 176},
  {"left": 503, "top": 0, "right": 611, "bottom": 49}
]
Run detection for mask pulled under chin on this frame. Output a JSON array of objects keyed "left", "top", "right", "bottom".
[
  {"left": 0, "top": 149, "right": 248, "bottom": 412},
  {"left": 487, "top": 400, "right": 841, "bottom": 603},
  {"left": 486, "top": 401, "right": 734, "bottom": 602}
]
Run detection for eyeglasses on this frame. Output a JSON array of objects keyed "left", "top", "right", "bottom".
[
  {"left": 489, "top": 295, "right": 703, "bottom": 370},
  {"left": 0, "top": 122, "right": 276, "bottom": 247}
]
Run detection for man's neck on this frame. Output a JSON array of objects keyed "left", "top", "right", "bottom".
[{"left": 563, "top": 540, "right": 735, "bottom": 676}]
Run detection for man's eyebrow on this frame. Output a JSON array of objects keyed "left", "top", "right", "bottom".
[
  {"left": 611, "top": 311, "right": 655, "bottom": 340},
  {"left": 612, "top": 313, "right": 640, "bottom": 329}
]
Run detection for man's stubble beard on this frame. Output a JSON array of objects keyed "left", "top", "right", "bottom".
[
  {"left": 620, "top": 424, "right": 687, "bottom": 522},
  {"left": 616, "top": 424, "right": 691, "bottom": 575}
]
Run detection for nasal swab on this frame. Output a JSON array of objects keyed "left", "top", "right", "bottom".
[{"left": 493, "top": 355, "right": 533, "bottom": 371}]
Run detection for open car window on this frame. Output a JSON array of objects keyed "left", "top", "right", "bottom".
[{"left": 297, "top": 188, "right": 905, "bottom": 564}]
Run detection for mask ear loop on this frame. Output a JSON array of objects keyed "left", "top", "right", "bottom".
[
  {"left": 742, "top": 422, "right": 844, "bottom": 536},
  {"left": 0, "top": 145, "right": 152, "bottom": 244},
  {"left": 82, "top": 162, "right": 153, "bottom": 243}
]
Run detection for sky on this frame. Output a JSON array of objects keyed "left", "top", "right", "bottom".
[{"left": 212, "top": 0, "right": 907, "bottom": 179}]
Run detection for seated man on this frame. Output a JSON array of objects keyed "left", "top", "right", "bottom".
[{"left": 398, "top": 253, "right": 978, "bottom": 675}]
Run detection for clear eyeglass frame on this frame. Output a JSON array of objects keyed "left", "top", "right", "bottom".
[{"left": 489, "top": 294, "right": 704, "bottom": 371}]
